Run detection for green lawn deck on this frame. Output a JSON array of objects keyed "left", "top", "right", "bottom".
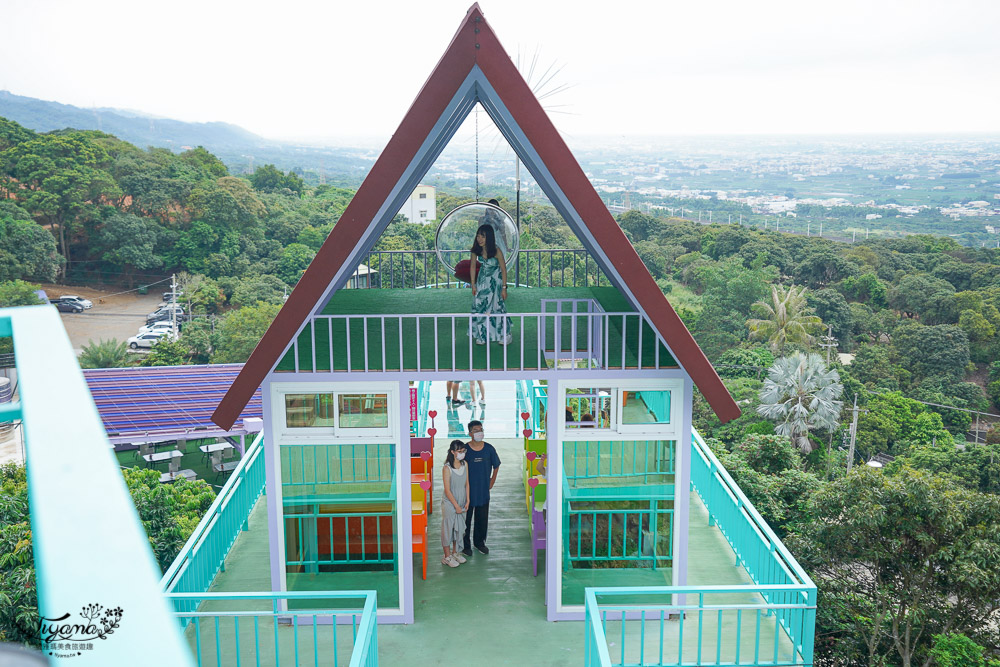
[
  {"left": 276, "top": 287, "right": 677, "bottom": 372},
  {"left": 200, "top": 437, "right": 792, "bottom": 666}
]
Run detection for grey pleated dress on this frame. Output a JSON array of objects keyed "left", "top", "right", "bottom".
[{"left": 440, "top": 463, "right": 468, "bottom": 548}]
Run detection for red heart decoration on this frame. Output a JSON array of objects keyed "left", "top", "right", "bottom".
[
  {"left": 420, "top": 480, "right": 431, "bottom": 490},
  {"left": 526, "top": 451, "right": 537, "bottom": 461},
  {"left": 520, "top": 411, "right": 530, "bottom": 421},
  {"left": 523, "top": 429, "right": 533, "bottom": 438},
  {"left": 427, "top": 427, "right": 437, "bottom": 437},
  {"left": 528, "top": 478, "right": 539, "bottom": 488},
  {"left": 428, "top": 410, "right": 437, "bottom": 418},
  {"left": 420, "top": 451, "right": 431, "bottom": 461}
]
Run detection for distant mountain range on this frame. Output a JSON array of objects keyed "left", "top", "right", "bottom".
[
  {"left": 0, "top": 90, "right": 374, "bottom": 185},
  {"left": 0, "top": 90, "right": 270, "bottom": 150}
]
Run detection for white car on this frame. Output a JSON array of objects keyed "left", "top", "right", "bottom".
[
  {"left": 127, "top": 331, "right": 174, "bottom": 349},
  {"left": 59, "top": 295, "right": 93, "bottom": 309},
  {"left": 137, "top": 321, "right": 177, "bottom": 336}
]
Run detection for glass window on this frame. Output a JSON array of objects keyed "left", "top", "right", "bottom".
[
  {"left": 285, "top": 393, "right": 335, "bottom": 428},
  {"left": 621, "top": 390, "right": 671, "bottom": 425},
  {"left": 565, "top": 388, "right": 612, "bottom": 429},
  {"left": 281, "top": 442, "right": 399, "bottom": 610},
  {"left": 560, "top": 438, "right": 677, "bottom": 607},
  {"left": 419, "top": 192, "right": 427, "bottom": 199},
  {"left": 338, "top": 393, "right": 389, "bottom": 429}
]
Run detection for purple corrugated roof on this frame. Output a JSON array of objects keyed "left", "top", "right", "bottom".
[{"left": 83, "top": 364, "right": 262, "bottom": 441}]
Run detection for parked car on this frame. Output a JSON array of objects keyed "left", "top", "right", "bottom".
[
  {"left": 58, "top": 295, "right": 93, "bottom": 309},
  {"left": 51, "top": 300, "right": 84, "bottom": 313},
  {"left": 137, "top": 321, "right": 177, "bottom": 336},
  {"left": 127, "top": 331, "right": 173, "bottom": 349},
  {"left": 145, "top": 305, "right": 186, "bottom": 325},
  {"left": 162, "top": 291, "right": 183, "bottom": 303}
]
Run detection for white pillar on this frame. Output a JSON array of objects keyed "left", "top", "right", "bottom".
[
  {"left": 261, "top": 381, "right": 287, "bottom": 597},
  {"left": 546, "top": 378, "right": 561, "bottom": 620},
  {"left": 673, "top": 378, "right": 692, "bottom": 589}
]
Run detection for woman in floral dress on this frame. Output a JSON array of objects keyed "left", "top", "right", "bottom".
[{"left": 469, "top": 224, "right": 512, "bottom": 345}]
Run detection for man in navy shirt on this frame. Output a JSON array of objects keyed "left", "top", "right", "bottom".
[{"left": 462, "top": 419, "right": 501, "bottom": 556}]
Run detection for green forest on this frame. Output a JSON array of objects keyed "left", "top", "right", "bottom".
[{"left": 3, "top": 116, "right": 1000, "bottom": 664}]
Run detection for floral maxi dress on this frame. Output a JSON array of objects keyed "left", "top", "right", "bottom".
[{"left": 470, "top": 255, "right": 512, "bottom": 344}]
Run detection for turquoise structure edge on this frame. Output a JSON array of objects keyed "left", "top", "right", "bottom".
[
  {"left": 582, "top": 428, "right": 817, "bottom": 666},
  {"left": 2, "top": 306, "right": 194, "bottom": 666}
]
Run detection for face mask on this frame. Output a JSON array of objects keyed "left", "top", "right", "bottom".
[
  {"left": 456, "top": 452, "right": 466, "bottom": 460},
  {"left": 473, "top": 432, "right": 484, "bottom": 442}
]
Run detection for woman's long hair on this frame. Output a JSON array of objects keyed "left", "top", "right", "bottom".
[
  {"left": 445, "top": 439, "right": 466, "bottom": 469},
  {"left": 471, "top": 224, "right": 498, "bottom": 259}
]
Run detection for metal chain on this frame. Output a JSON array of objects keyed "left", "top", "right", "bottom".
[{"left": 475, "top": 105, "right": 480, "bottom": 201}]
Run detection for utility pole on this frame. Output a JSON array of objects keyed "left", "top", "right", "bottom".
[
  {"left": 708, "top": 210, "right": 712, "bottom": 223},
  {"left": 170, "top": 273, "right": 177, "bottom": 339},
  {"left": 846, "top": 395, "right": 869, "bottom": 472},
  {"left": 819, "top": 325, "right": 838, "bottom": 365},
  {"left": 739, "top": 213, "right": 743, "bottom": 225},
  {"left": 819, "top": 222, "right": 823, "bottom": 237},
  {"left": 807, "top": 222, "right": 810, "bottom": 236}
]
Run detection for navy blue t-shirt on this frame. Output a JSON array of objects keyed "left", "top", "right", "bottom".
[{"left": 465, "top": 441, "right": 501, "bottom": 507}]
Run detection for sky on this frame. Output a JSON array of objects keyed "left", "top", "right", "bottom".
[{"left": 3, "top": 0, "right": 1000, "bottom": 144}]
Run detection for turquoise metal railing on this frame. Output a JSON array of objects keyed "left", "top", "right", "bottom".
[
  {"left": 2, "top": 306, "right": 194, "bottom": 664},
  {"left": 690, "top": 429, "right": 815, "bottom": 660},
  {"left": 634, "top": 390, "right": 670, "bottom": 423},
  {"left": 562, "top": 440, "right": 674, "bottom": 568},
  {"left": 564, "top": 440, "right": 675, "bottom": 482},
  {"left": 161, "top": 433, "right": 266, "bottom": 606},
  {"left": 286, "top": 511, "right": 396, "bottom": 567},
  {"left": 517, "top": 378, "right": 548, "bottom": 433},
  {"left": 531, "top": 382, "right": 548, "bottom": 433},
  {"left": 415, "top": 380, "right": 431, "bottom": 436},
  {"left": 516, "top": 379, "right": 529, "bottom": 422},
  {"left": 167, "top": 591, "right": 378, "bottom": 667},
  {"left": 584, "top": 586, "right": 815, "bottom": 667},
  {"left": 566, "top": 507, "right": 673, "bottom": 565},
  {"left": 280, "top": 443, "right": 395, "bottom": 486},
  {"left": 582, "top": 429, "right": 816, "bottom": 666}
]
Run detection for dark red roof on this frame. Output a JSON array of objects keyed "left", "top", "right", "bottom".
[{"left": 212, "top": 4, "right": 740, "bottom": 428}]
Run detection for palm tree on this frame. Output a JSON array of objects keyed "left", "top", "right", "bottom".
[
  {"left": 78, "top": 338, "right": 130, "bottom": 369},
  {"left": 757, "top": 352, "right": 843, "bottom": 453},
  {"left": 747, "top": 284, "right": 823, "bottom": 355}
]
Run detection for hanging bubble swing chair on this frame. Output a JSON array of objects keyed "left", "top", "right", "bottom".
[{"left": 434, "top": 201, "right": 519, "bottom": 285}]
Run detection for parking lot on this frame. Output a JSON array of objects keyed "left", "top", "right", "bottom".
[{"left": 39, "top": 284, "right": 168, "bottom": 354}]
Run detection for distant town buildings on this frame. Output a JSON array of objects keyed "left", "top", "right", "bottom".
[{"left": 398, "top": 184, "right": 436, "bottom": 224}]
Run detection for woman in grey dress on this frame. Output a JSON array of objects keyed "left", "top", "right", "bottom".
[{"left": 441, "top": 440, "right": 470, "bottom": 567}]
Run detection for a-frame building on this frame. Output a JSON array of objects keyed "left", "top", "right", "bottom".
[{"left": 213, "top": 4, "right": 743, "bottom": 624}]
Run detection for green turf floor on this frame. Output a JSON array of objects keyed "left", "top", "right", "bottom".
[{"left": 277, "top": 287, "right": 677, "bottom": 372}]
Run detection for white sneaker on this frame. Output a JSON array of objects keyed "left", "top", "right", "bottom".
[
  {"left": 442, "top": 555, "right": 459, "bottom": 568},
  {"left": 452, "top": 552, "right": 466, "bottom": 564}
]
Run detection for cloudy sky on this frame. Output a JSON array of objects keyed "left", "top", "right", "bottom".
[{"left": 3, "top": 0, "right": 999, "bottom": 143}]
